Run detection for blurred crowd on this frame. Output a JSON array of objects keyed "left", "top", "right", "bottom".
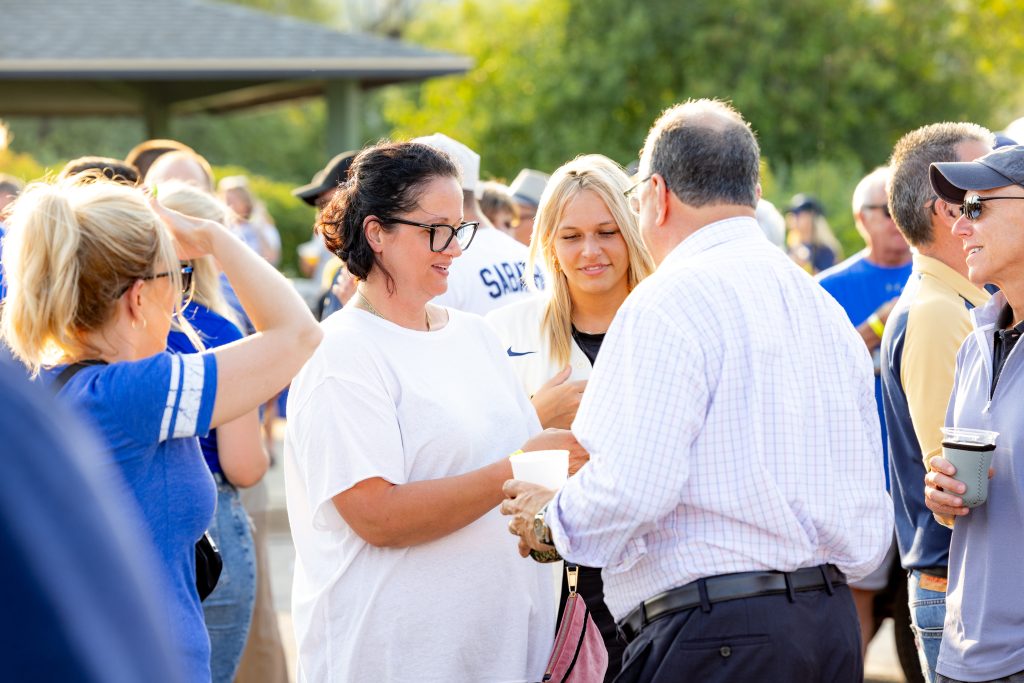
[{"left": 1, "top": 102, "right": 1024, "bottom": 683}]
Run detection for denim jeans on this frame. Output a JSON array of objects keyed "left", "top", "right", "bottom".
[
  {"left": 203, "top": 480, "right": 257, "bottom": 683},
  {"left": 909, "top": 570, "right": 947, "bottom": 683}
]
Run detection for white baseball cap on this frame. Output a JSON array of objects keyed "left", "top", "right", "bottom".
[
  {"left": 412, "top": 133, "right": 480, "bottom": 196},
  {"left": 509, "top": 168, "right": 550, "bottom": 207}
]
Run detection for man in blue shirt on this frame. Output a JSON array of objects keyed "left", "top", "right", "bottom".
[
  {"left": 819, "top": 167, "right": 913, "bottom": 477},
  {"left": 817, "top": 165, "right": 912, "bottom": 656}
]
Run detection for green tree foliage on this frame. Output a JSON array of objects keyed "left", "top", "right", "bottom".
[
  {"left": 222, "top": 0, "right": 338, "bottom": 24},
  {"left": 383, "top": 0, "right": 1019, "bottom": 252},
  {"left": 5, "top": 103, "right": 326, "bottom": 187},
  {"left": 212, "top": 166, "right": 318, "bottom": 277},
  {"left": 388, "top": 0, "right": 1006, "bottom": 174},
  {"left": 382, "top": 0, "right": 569, "bottom": 178}
]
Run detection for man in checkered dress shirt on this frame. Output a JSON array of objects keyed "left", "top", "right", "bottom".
[{"left": 503, "top": 99, "right": 893, "bottom": 682}]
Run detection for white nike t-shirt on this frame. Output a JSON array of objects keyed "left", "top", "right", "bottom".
[
  {"left": 433, "top": 227, "right": 545, "bottom": 316},
  {"left": 486, "top": 295, "right": 593, "bottom": 396},
  {"left": 284, "top": 307, "right": 554, "bottom": 682}
]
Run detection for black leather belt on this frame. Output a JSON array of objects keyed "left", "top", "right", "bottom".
[{"left": 616, "top": 564, "right": 847, "bottom": 643}]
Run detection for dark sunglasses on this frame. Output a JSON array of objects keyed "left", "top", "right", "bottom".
[
  {"left": 115, "top": 263, "right": 194, "bottom": 300},
  {"left": 379, "top": 216, "right": 480, "bottom": 253},
  {"left": 960, "top": 193, "right": 1024, "bottom": 221},
  {"left": 861, "top": 203, "right": 892, "bottom": 219}
]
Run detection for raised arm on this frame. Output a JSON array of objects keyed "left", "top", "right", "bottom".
[{"left": 153, "top": 202, "right": 322, "bottom": 428}]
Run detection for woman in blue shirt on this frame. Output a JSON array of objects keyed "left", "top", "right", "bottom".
[
  {"left": 1, "top": 178, "right": 321, "bottom": 682},
  {"left": 161, "top": 182, "right": 269, "bottom": 683}
]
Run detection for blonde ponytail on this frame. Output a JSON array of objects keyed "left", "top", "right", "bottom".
[
  {"left": 1, "top": 179, "right": 179, "bottom": 374},
  {"left": 3, "top": 186, "right": 85, "bottom": 369}
]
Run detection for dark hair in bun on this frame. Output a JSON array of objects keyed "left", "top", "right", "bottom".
[{"left": 317, "top": 142, "right": 460, "bottom": 290}]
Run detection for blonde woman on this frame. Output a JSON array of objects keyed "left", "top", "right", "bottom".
[
  {"left": 785, "top": 193, "right": 844, "bottom": 273},
  {"left": 1, "top": 178, "right": 320, "bottom": 682},
  {"left": 159, "top": 182, "right": 268, "bottom": 683},
  {"left": 486, "top": 153, "right": 655, "bottom": 680},
  {"left": 487, "top": 155, "right": 655, "bottom": 427}
]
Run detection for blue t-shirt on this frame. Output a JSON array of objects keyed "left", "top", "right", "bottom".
[
  {"left": 48, "top": 352, "right": 218, "bottom": 682},
  {"left": 167, "top": 301, "right": 244, "bottom": 475},
  {"left": 219, "top": 273, "right": 254, "bottom": 335},
  {"left": 818, "top": 251, "right": 912, "bottom": 487}
]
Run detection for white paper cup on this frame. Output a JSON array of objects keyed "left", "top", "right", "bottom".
[{"left": 510, "top": 450, "right": 569, "bottom": 489}]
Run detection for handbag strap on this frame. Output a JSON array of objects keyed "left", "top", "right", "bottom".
[
  {"left": 566, "top": 564, "right": 579, "bottom": 596},
  {"left": 53, "top": 359, "right": 108, "bottom": 391}
]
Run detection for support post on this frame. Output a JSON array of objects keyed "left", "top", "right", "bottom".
[
  {"left": 142, "top": 96, "right": 170, "bottom": 139},
  {"left": 325, "top": 80, "right": 361, "bottom": 154}
]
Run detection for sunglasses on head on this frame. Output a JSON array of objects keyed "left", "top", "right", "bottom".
[{"left": 959, "top": 193, "right": 1024, "bottom": 221}]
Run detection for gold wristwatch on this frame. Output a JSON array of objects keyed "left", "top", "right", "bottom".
[
  {"left": 533, "top": 502, "right": 554, "bottom": 546},
  {"left": 528, "top": 503, "right": 561, "bottom": 562}
]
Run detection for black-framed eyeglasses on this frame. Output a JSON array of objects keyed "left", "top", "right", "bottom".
[
  {"left": 115, "top": 263, "right": 194, "bottom": 300},
  {"left": 379, "top": 216, "right": 480, "bottom": 252},
  {"left": 624, "top": 175, "right": 653, "bottom": 215},
  {"left": 861, "top": 203, "right": 892, "bottom": 219},
  {"left": 960, "top": 193, "right": 1024, "bottom": 221}
]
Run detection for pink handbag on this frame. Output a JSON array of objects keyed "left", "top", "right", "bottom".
[{"left": 541, "top": 566, "right": 608, "bottom": 683}]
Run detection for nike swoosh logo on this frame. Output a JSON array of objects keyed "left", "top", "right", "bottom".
[{"left": 507, "top": 347, "right": 536, "bottom": 357}]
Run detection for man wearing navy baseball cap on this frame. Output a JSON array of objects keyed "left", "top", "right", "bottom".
[
  {"left": 930, "top": 144, "right": 1024, "bottom": 206},
  {"left": 925, "top": 144, "right": 1024, "bottom": 683}
]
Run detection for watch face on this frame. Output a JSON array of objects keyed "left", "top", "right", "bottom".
[{"left": 534, "top": 506, "right": 550, "bottom": 545}]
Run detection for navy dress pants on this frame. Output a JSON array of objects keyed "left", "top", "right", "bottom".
[{"left": 613, "top": 584, "right": 862, "bottom": 683}]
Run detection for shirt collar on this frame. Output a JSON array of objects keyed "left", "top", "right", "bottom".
[
  {"left": 912, "top": 253, "right": 989, "bottom": 308},
  {"left": 663, "top": 216, "right": 763, "bottom": 266},
  {"left": 971, "top": 291, "right": 1024, "bottom": 334}
]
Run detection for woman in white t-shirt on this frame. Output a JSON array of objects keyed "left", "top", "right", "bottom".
[
  {"left": 487, "top": 154, "right": 655, "bottom": 681},
  {"left": 284, "top": 141, "right": 583, "bottom": 682}
]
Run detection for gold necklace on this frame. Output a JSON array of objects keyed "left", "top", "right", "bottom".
[{"left": 355, "top": 289, "right": 430, "bottom": 331}]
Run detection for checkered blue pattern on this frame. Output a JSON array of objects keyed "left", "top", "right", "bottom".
[{"left": 547, "top": 217, "right": 894, "bottom": 620}]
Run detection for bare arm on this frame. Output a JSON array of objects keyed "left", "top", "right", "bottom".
[
  {"left": 332, "top": 429, "right": 585, "bottom": 548},
  {"left": 215, "top": 409, "right": 269, "bottom": 488},
  {"left": 153, "top": 202, "right": 322, "bottom": 428}
]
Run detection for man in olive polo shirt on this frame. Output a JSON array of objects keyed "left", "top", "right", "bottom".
[{"left": 881, "top": 122, "right": 992, "bottom": 682}]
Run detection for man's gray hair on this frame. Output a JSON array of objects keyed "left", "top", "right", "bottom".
[
  {"left": 851, "top": 166, "right": 889, "bottom": 215},
  {"left": 641, "top": 99, "right": 760, "bottom": 209},
  {"left": 888, "top": 122, "right": 993, "bottom": 247}
]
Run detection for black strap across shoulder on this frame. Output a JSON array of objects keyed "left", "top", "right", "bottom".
[{"left": 53, "top": 359, "right": 108, "bottom": 391}]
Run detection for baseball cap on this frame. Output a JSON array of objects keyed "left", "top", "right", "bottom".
[
  {"left": 412, "top": 133, "right": 479, "bottom": 195},
  {"left": 509, "top": 169, "right": 550, "bottom": 207},
  {"left": 292, "top": 151, "right": 358, "bottom": 206},
  {"left": 930, "top": 145, "right": 1024, "bottom": 204},
  {"left": 785, "top": 193, "right": 825, "bottom": 215}
]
